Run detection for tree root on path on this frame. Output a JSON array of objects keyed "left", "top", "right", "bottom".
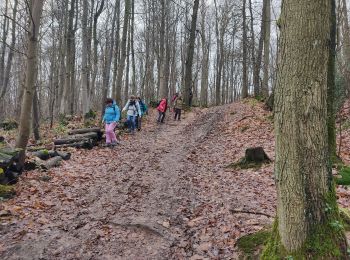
[
  {"left": 230, "top": 209, "right": 273, "bottom": 218},
  {"left": 107, "top": 220, "right": 173, "bottom": 241}
]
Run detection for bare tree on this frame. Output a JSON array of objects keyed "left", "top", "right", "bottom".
[
  {"left": 16, "top": 0, "right": 45, "bottom": 165},
  {"left": 183, "top": 0, "right": 200, "bottom": 108}
]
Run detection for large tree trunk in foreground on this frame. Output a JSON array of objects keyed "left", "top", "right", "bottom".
[
  {"left": 16, "top": 0, "right": 44, "bottom": 167},
  {"left": 262, "top": 0, "right": 348, "bottom": 258}
]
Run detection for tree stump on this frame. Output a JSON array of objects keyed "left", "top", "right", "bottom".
[
  {"left": 245, "top": 147, "right": 271, "bottom": 163},
  {"left": 228, "top": 147, "right": 271, "bottom": 169}
]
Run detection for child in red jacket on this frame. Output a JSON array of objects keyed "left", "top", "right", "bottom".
[{"left": 157, "top": 98, "right": 168, "bottom": 123}]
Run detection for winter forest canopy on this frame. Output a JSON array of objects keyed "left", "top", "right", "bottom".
[{"left": 0, "top": 0, "right": 282, "bottom": 119}]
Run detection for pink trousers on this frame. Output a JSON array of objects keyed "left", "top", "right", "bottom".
[{"left": 105, "top": 122, "right": 117, "bottom": 144}]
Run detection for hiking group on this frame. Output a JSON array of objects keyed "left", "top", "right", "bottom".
[{"left": 102, "top": 93, "right": 183, "bottom": 146}]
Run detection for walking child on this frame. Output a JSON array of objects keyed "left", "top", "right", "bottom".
[
  {"left": 157, "top": 97, "right": 168, "bottom": 123},
  {"left": 102, "top": 98, "right": 120, "bottom": 146}
]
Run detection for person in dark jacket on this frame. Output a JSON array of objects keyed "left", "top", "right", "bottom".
[{"left": 174, "top": 95, "right": 183, "bottom": 121}]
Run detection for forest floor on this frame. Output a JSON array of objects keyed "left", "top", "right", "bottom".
[{"left": 1, "top": 99, "right": 350, "bottom": 259}]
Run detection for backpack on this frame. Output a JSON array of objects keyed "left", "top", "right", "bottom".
[
  {"left": 139, "top": 101, "right": 147, "bottom": 114},
  {"left": 112, "top": 103, "right": 121, "bottom": 120},
  {"left": 128, "top": 100, "right": 137, "bottom": 115}
]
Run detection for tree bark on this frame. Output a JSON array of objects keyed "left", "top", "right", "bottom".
[
  {"left": 115, "top": 0, "right": 130, "bottom": 105},
  {"left": 263, "top": 0, "right": 348, "bottom": 257},
  {"left": 16, "top": 0, "right": 44, "bottom": 167},
  {"left": 241, "top": 0, "right": 248, "bottom": 98},
  {"left": 101, "top": 0, "right": 118, "bottom": 114},
  {"left": 183, "top": 0, "right": 200, "bottom": 108},
  {"left": 81, "top": 0, "right": 90, "bottom": 115},
  {"left": 200, "top": 0, "right": 209, "bottom": 107},
  {"left": 60, "top": 0, "right": 76, "bottom": 114},
  {"left": 262, "top": 0, "right": 271, "bottom": 98},
  {"left": 0, "top": 0, "right": 18, "bottom": 99},
  {"left": 0, "top": 0, "right": 9, "bottom": 97},
  {"left": 32, "top": 89, "right": 40, "bottom": 140}
]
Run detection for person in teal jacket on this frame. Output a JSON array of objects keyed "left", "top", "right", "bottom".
[{"left": 102, "top": 98, "right": 120, "bottom": 145}]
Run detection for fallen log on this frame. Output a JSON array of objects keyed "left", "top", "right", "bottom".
[
  {"left": 35, "top": 156, "right": 63, "bottom": 170},
  {"left": 53, "top": 132, "right": 98, "bottom": 145},
  {"left": 68, "top": 127, "right": 101, "bottom": 135},
  {"left": 27, "top": 146, "right": 52, "bottom": 152},
  {"left": 68, "top": 128, "right": 102, "bottom": 141},
  {"left": 54, "top": 140, "right": 95, "bottom": 150},
  {"left": 32, "top": 150, "right": 50, "bottom": 160},
  {"left": 55, "top": 151, "right": 71, "bottom": 160}
]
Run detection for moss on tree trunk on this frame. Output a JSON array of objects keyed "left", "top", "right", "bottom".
[{"left": 262, "top": 189, "right": 348, "bottom": 259}]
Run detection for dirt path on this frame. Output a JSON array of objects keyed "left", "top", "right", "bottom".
[
  {"left": 4, "top": 100, "right": 348, "bottom": 259},
  {"left": 1, "top": 106, "right": 240, "bottom": 259}
]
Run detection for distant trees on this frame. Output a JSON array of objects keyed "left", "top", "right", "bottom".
[{"left": 0, "top": 0, "right": 348, "bottom": 136}]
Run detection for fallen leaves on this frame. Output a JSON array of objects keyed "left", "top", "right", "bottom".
[{"left": 0, "top": 100, "right": 349, "bottom": 259}]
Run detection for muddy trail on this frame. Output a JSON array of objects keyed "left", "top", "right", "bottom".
[{"left": 1, "top": 100, "right": 349, "bottom": 259}]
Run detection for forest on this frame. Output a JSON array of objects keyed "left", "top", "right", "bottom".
[{"left": 1, "top": 0, "right": 350, "bottom": 259}]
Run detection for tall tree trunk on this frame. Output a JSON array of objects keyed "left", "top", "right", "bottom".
[
  {"left": 248, "top": 0, "right": 256, "bottom": 97},
  {"left": 32, "top": 89, "right": 40, "bottom": 140},
  {"left": 262, "top": 0, "right": 347, "bottom": 257},
  {"left": 253, "top": 0, "right": 267, "bottom": 96},
  {"left": 0, "top": 0, "right": 18, "bottom": 99},
  {"left": 262, "top": 0, "right": 271, "bottom": 98},
  {"left": 242, "top": 0, "right": 248, "bottom": 98},
  {"left": 0, "top": 0, "right": 9, "bottom": 97},
  {"left": 200, "top": 0, "right": 209, "bottom": 107},
  {"left": 16, "top": 0, "right": 44, "bottom": 166},
  {"left": 131, "top": 0, "right": 137, "bottom": 95},
  {"left": 183, "top": 0, "right": 200, "bottom": 108},
  {"left": 101, "top": 0, "right": 118, "bottom": 114},
  {"left": 124, "top": 25, "right": 131, "bottom": 101},
  {"left": 91, "top": 0, "right": 104, "bottom": 101},
  {"left": 115, "top": 0, "right": 130, "bottom": 105},
  {"left": 213, "top": 0, "right": 221, "bottom": 105},
  {"left": 56, "top": 0, "right": 68, "bottom": 115},
  {"left": 341, "top": 0, "right": 350, "bottom": 95},
  {"left": 81, "top": 0, "right": 90, "bottom": 115},
  {"left": 159, "top": 0, "right": 167, "bottom": 99},
  {"left": 111, "top": 0, "right": 121, "bottom": 100},
  {"left": 60, "top": 0, "right": 75, "bottom": 114}
]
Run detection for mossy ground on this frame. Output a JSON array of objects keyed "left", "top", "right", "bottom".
[
  {"left": 335, "top": 166, "right": 350, "bottom": 186},
  {"left": 236, "top": 229, "right": 270, "bottom": 259},
  {"left": 227, "top": 157, "right": 270, "bottom": 170},
  {"left": 0, "top": 184, "right": 15, "bottom": 199},
  {"left": 261, "top": 190, "right": 348, "bottom": 259}
]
